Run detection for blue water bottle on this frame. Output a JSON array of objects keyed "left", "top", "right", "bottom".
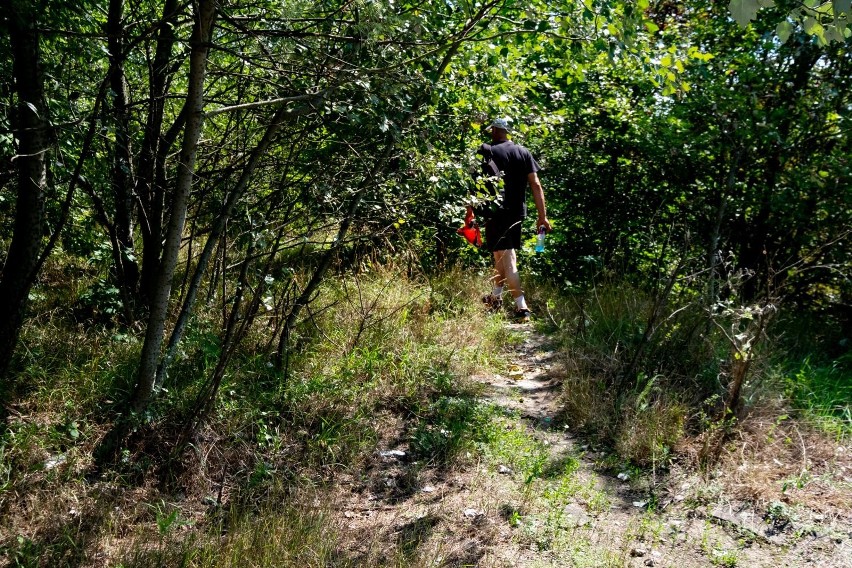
[{"left": 535, "top": 226, "right": 546, "bottom": 253}]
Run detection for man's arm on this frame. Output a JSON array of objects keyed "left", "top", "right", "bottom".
[{"left": 528, "top": 172, "right": 552, "bottom": 232}]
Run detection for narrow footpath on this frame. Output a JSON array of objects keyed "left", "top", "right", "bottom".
[{"left": 331, "top": 320, "right": 852, "bottom": 567}]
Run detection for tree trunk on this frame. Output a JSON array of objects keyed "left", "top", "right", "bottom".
[
  {"left": 706, "top": 148, "right": 740, "bottom": 306},
  {"left": 130, "top": 0, "right": 217, "bottom": 413},
  {"left": 136, "top": 0, "right": 181, "bottom": 307},
  {"left": 157, "top": 104, "right": 307, "bottom": 385},
  {"left": 106, "top": 0, "right": 140, "bottom": 314},
  {"left": 0, "top": 0, "right": 50, "bottom": 380},
  {"left": 737, "top": 42, "right": 818, "bottom": 300},
  {"left": 274, "top": 142, "right": 396, "bottom": 371}
]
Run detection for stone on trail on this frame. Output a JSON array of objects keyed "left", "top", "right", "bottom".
[
  {"left": 378, "top": 449, "right": 406, "bottom": 459},
  {"left": 562, "top": 503, "right": 591, "bottom": 527}
]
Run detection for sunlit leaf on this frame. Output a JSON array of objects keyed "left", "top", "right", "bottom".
[
  {"left": 729, "top": 0, "right": 762, "bottom": 26},
  {"left": 776, "top": 20, "right": 794, "bottom": 43}
]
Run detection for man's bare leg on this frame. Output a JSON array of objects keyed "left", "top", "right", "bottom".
[
  {"left": 492, "top": 250, "right": 508, "bottom": 290},
  {"left": 497, "top": 248, "right": 529, "bottom": 312},
  {"left": 481, "top": 250, "right": 507, "bottom": 311},
  {"left": 497, "top": 249, "right": 521, "bottom": 298}
]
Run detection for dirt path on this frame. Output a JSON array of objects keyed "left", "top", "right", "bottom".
[{"left": 332, "top": 321, "right": 852, "bottom": 567}]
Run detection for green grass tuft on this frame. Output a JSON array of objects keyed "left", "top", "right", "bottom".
[{"left": 784, "top": 354, "right": 852, "bottom": 437}]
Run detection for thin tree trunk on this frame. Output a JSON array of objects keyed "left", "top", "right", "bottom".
[
  {"left": 136, "top": 0, "right": 181, "bottom": 307},
  {"left": 107, "top": 0, "right": 140, "bottom": 315},
  {"left": 176, "top": 240, "right": 267, "bottom": 449},
  {"left": 274, "top": 142, "right": 396, "bottom": 371},
  {"left": 737, "top": 42, "right": 818, "bottom": 300},
  {"left": 724, "top": 303, "right": 776, "bottom": 417},
  {"left": 130, "top": 0, "right": 217, "bottom": 413},
  {"left": 271, "top": 4, "right": 492, "bottom": 371},
  {"left": 620, "top": 250, "right": 684, "bottom": 390},
  {"left": 707, "top": 148, "right": 740, "bottom": 306},
  {"left": 0, "top": 0, "right": 50, "bottom": 380},
  {"left": 156, "top": 101, "right": 322, "bottom": 385}
]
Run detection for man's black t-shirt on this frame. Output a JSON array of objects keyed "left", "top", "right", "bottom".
[{"left": 487, "top": 140, "right": 541, "bottom": 218}]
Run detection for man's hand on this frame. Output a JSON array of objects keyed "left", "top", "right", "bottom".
[{"left": 528, "top": 172, "right": 551, "bottom": 233}]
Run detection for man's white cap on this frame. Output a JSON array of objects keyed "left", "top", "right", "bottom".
[{"left": 485, "top": 118, "right": 512, "bottom": 132}]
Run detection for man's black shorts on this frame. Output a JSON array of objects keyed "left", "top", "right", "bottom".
[{"left": 485, "top": 210, "right": 523, "bottom": 252}]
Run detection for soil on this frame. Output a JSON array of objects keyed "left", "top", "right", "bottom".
[{"left": 330, "top": 320, "right": 852, "bottom": 567}]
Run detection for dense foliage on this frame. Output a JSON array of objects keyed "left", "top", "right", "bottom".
[
  {"left": 1, "top": 1, "right": 850, "bottom": 564},
  {"left": 1, "top": 0, "right": 849, "bottom": 464}
]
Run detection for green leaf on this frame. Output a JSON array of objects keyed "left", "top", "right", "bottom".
[
  {"left": 803, "top": 16, "right": 824, "bottom": 36},
  {"left": 729, "top": 0, "right": 761, "bottom": 26},
  {"left": 776, "top": 20, "right": 794, "bottom": 42},
  {"left": 825, "top": 22, "right": 847, "bottom": 42},
  {"left": 644, "top": 20, "right": 660, "bottom": 34},
  {"left": 833, "top": 0, "right": 851, "bottom": 15}
]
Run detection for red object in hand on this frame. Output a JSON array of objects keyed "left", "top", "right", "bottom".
[{"left": 457, "top": 206, "right": 482, "bottom": 248}]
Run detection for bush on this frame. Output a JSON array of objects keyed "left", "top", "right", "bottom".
[{"left": 548, "top": 279, "right": 728, "bottom": 466}]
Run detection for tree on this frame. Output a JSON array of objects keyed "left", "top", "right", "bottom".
[
  {"left": 0, "top": 0, "right": 51, "bottom": 381},
  {"left": 130, "top": 0, "right": 218, "bottom": 412}
]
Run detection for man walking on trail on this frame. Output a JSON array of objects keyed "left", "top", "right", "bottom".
[{"left": 480, "top": 118, "right": 551, "bottom": 322}]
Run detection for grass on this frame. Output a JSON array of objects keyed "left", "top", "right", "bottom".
[
  {"left": 624, "top": 510, "right": 665, "bottom": 545},
  {"left": 542, "top": 279, "right": 713, "bottom": 467},
  {"left": 117, "top": 493, "right": 343, "bottom": 568},
  {"left": 409, "top": 396, "right": 496, "bottom": 466},
  {"left": 478, "top": 412, "right": 552, "bottom": 483},
  {"left": 3, "top": 261, "right": 850, "bottom": 567},
  {"left": 473, "top": 408, "right": 619, "bottom": 561},
  {"left": 1, "top": 265, "right": 508, "bottom": 566},
  {"left": 537, "top": 275, "right": 850, "bottom": 476},
  {"left": 783, "top": 354, "right": 851, "bottom": 438},
  {"left": 700, "top": 522, "right": 741, "bottom": 568}
]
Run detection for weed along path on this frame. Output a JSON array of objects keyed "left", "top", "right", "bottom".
[{"left": 331, "top": 319, "right": 852, "bottom": 568}]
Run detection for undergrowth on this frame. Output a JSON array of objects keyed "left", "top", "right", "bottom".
[
  {"left": 783, "top": 354, "right": 851, "bottom": 438},
  {"left": 0, "top": 265, "right": 505, "bottom": 567},
  {"left": 1, "top": 261, "right": 848, "bottom": 566},
  {"left": 531, "top": 276, "right": 850, "bottom": 470},
  {"left": 534, "top": 279, "right": 707, "bottom": 468}
]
